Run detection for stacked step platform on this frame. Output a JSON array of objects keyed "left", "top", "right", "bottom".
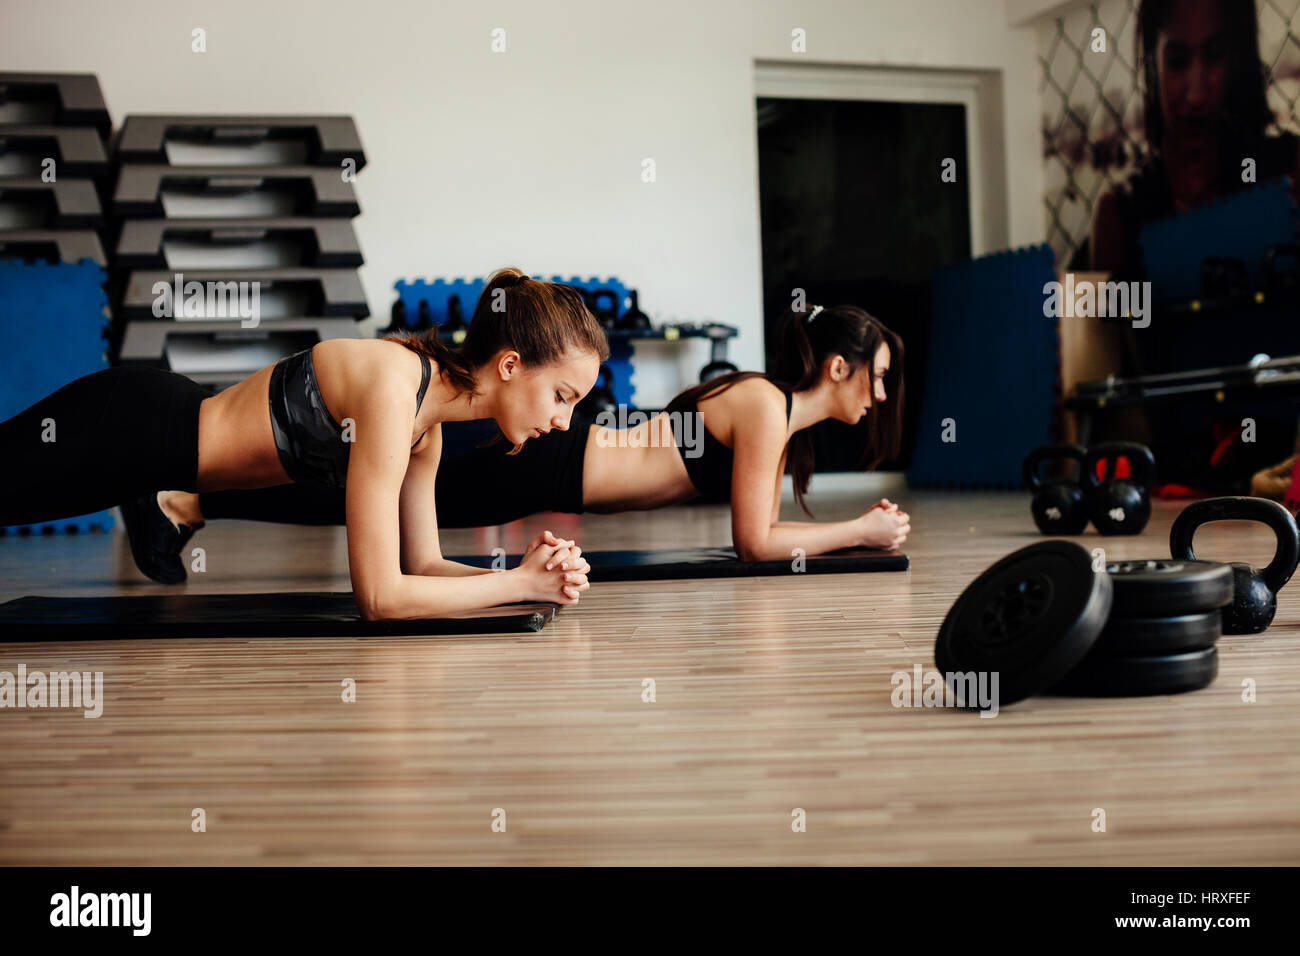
[{"left": 109, "top": 115, "right": 369, "bottom": 390}]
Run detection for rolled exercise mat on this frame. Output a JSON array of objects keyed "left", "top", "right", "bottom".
[
  {"left": 0, "top": 593, "right": 558, "bottom": 641},
  {"left": 448, "top": 546, "right": 908, "bottom": 581}
]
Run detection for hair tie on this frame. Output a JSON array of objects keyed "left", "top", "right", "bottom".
[{"left": 808, "top": 305, "right": 824, "bottom": 322}]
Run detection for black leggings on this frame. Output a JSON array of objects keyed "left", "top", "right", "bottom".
[
  {"left": 199, "top": 416, "right": 595, "bottom": 528},
  {"left": 0, "top": 367, "right": 207, "bottom": 526}
]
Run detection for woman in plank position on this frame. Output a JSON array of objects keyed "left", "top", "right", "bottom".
[
  {"left": 0, "top": 268, "right": 604, "bottom": 619},
  {"left": 131, "top": 301, "right": 909, "bottom": 582}
]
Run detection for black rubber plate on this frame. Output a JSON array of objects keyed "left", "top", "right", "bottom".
[
  {"left": 0, "top": 593, "right": 558, "bottom": 641},
  {"left": 1092, "top": 609, "right": 1221, "bottom": 656},
  {"left": 935, "top": 540, "right": 1113, "bottom": 706},
  {"left": 1050, "top": 647, "right": 1219, "bottom": 697},
  {"left": 1107, "top": 559, "right": 1234, "bottom": 615}
]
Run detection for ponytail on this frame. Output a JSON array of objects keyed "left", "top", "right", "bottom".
[{"left": 667, "top": 303, "right": 904, "bottom": 515}]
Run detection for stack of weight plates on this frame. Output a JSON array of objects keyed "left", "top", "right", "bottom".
[
  {"left": 1051, "top": 558, "right": 1233, "bottom": 696},
  {"left": 935, "top": 543, "right": 1234, "bottom": 708}
]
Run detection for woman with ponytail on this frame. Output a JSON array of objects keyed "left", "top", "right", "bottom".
[
  {"left": 134, "top": 301, "right": 907, "bottom": 577},
  {"left": 1, "top": 267, "right": 609, "bottom": 619}
]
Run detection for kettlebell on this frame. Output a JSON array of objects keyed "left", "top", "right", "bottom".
[
  {"left": 380, "top": 298, "right": 408, "bottom": 334},
  {"left": 1022, "top": 443, "right": 1090, "bottom": 535},
  {"left": 1083, "top": 441, "right": 1155, "bottom": 535},
  {"left": 1169, "top": 496, "right": 1300, "bottom": 634},
  {"left": 700, "top": 359, "right": 738, "bottom": 382},
  {"left": 413, "top": 298, "right": 435, "bottom": 332},
  {"left": 617, "top": 290, "right": 652, "bottom": 332},
  {"left": 577, "top": 364, "right": 618, "bottom": 416},
  {"left": 443, "top": 293, "right": 468, "bottom": 337},
  {"left": 589, "top": 288, "right": 620, "bottom": 331}
]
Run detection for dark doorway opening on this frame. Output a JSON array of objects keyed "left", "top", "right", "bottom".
[{"left": 756, "top": 96, "right": 971, "bottom": 471}]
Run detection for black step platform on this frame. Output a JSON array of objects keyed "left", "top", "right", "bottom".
[
  {"left": 449, "top": 546, "right": 909, "bottom": 581},
  {"left": 113, "top": 165, "right": 361, "bottom": 218},
  {"left": 121, "top": 267, "right": 369, "bottom": 319},
  {"left": 0, "top": 72, "right": 112, "bottom": 139},
  {"left": 0, "top": 593, "right": 557, "bottom": 640},
  {"left": 0, "top": 177, "right": 103, "bottom": 227},
  {"left": 116, "top": 115, "right": 366, "bottom": 169},
  {"left": 0, "top": 228, "right": 106, "bottom": 265},
  {"left": 0, "top": 125, "right": 110, "bottom": 177},
  {"left": 116, "top": 217, "right": 363, "bottom": 269}
]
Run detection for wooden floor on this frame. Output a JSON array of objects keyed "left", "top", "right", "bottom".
[{"left": 1, "top": 484, "right": 1297, "bottom": 865}]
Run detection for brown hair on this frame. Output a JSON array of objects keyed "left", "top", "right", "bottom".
[
  {"left": 387, "top": 267, "right": 609, "bottom": 452},
  {"left": 666, "top": 303, "right": 904, "bottom": 515}
]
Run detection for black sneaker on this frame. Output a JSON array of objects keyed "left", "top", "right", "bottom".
[{"left": 119, "top": 492, "right": 204, "bottom": 585}]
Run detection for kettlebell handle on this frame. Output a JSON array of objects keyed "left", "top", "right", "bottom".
[
  {"left": 1170, "top": 496, "right": 1300, "bottom": 595},
  {"left": 1022, "top": 443, "right": 1086, "bottom": 491},
  {"left": 1083, "top": 441, "right": 1155, "bottom": 490}
]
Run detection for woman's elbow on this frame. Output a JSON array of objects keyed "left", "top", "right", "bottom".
[
  {"left": 733, "top": 538, "right": 773, "bottom": 563},
  {"left": 356, "top": 582, "right": 401, "bottom": 622}
]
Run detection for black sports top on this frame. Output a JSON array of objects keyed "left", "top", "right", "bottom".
[
  {"left": 268, "top": 346, "right": 431, "bottom": 488},
  {"left": 669, "top": 386, "right": 792, "bottom": 502}
]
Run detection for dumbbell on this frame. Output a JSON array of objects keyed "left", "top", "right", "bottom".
[
  {"left": 1022, "top": 443, "right": 1090, "bottom": 535},
  {"left": 1083, "top": 441, "right": 1154, "bottom": 535},
  {"left": 1170, "top": 496, "right": 1300, "bottom": 634}
]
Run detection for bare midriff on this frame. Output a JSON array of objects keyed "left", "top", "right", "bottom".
[
  {"left": 194, "top": 339, "right": 426, "bottom": 493},
  {"left": 195, "top": 364, "right": 288, "bottom": 491},
  {"left": 582, "top": 411, "right": 698, "bottom": 512}
]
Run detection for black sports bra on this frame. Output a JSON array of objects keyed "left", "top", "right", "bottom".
[
  {"left": 268, "top": 346, "right": 431, "bottom": 488},
  {"left": 669, "top": 386, "right": 792, "bottom": 502}
]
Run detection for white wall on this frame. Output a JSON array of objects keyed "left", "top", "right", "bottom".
[{"left": 0, "top": 0, "right": 1044, "bottom": 405}]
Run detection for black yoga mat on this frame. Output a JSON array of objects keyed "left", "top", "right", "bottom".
[
  {"left": 0, "top": 592, "right": 558, "bottom": 641},
  {"left": 448, "top": 546, "right": 908, "bottom": 581}
]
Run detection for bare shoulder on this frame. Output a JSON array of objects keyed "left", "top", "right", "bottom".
[
  {"left": 718, "top": 377, "right": 786, "bottom": 435},
  {"left": 727, "top": 377, "right": 786, "bottom": 415}
]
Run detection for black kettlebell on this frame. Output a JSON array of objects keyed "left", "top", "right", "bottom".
[
  {"left": 1169, "top": 496, "right": 1300, "bottom": 634},
  {"left": 380, "top": 298, "right": 408, "bottom": 334},
  {"left": 413, "top": 298, "right": 434, "bottom": 332},
  {"left": 1022, "top": 443, "right": 1089, "bottom": 535},
  {"left": 699, "top": 359, "right": 738, "bottom": 382},
  {"left": 1083, "top": 441, "right": 1155, "bottom": 535},
  {"left": 443, "top": 293, "right": 467, "bottom": 337},
  {"left": 589, "top": 288, "right": 620, "bottom": 331},
  {"left": 577, "top": 364, "right": 617, "bottom": 416},
  {"left": 617, "top": 290, "right": 652, "bottom": 332}
]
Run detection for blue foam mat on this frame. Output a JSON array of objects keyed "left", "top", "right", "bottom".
[
  {"left": 906, "top": 244, "right": 1059, "bottom": 489},
  {"left": 0, "top": 258, "right": 116, "bottom": 534},
  {"left": 1138, "top": 177, "right": 1297, "bottom": 298}
]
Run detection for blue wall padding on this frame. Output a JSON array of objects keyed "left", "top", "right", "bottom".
[
  {"left": 0, "top": 258, "right": 116, "bottom": 534},
  {"left": 906, "top": 244, "right": 1059, "bottom": 489},
  {"left": 394, "top": 275, "right": 638, "bottom": 406},
  {"left": 1139, "top": 177, "right": 1297, "bottom": 299}
]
